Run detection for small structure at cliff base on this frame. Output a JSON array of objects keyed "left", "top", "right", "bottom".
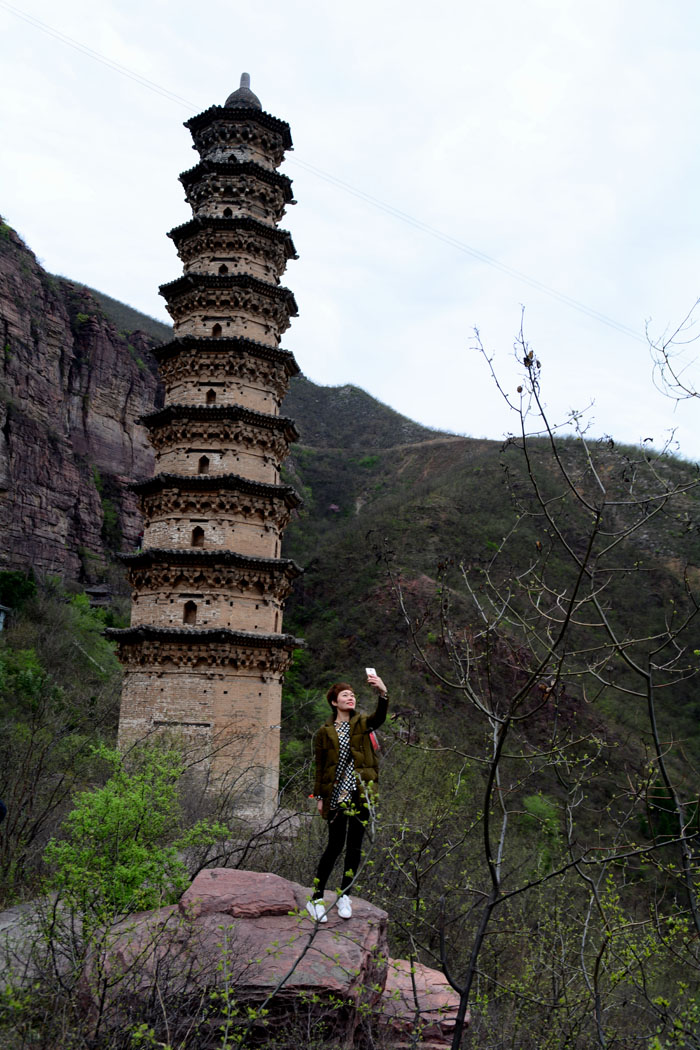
[{"left": 108, "top": 75, "right": 302, "bottom": 820}]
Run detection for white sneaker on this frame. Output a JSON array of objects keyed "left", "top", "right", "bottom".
[
  {"left": 337, "top": 894, "right": 352, "bottom": 919},
  {"left": 306, "top": 899, "right": 327, "bottom": 923}
]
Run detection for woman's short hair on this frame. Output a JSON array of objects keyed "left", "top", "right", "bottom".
[{"left": 326, "top": 682, "right": 353, "bottom": 710}]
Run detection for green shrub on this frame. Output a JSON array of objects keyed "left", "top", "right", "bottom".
[
  {"left": 44, "top": 744, "right": 228, "bottom": 924},
  {"left": 100, "top": 496, "right": 121, "bottom": 549},
  {"left": 0, "top": 569, "right": 36, "bottom": 610}
]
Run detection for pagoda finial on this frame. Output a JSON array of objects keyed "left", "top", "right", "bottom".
[{"left": 225, "top": 73, "right": 262, "bottom": 111}]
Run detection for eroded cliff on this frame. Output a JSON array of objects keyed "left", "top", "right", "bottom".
[{"left": 0, "top": 218, "right": 164, "bottom": 581}]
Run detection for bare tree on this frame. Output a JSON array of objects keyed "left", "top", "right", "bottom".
[
  {"left": 650, "top": 297, "right": 700, "bottom": 403},
  {"left": 371, "top": 319, "right": 700, "bottom": 1049}
]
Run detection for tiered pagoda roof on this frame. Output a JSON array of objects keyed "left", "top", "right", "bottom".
[
  {"left": 178, "top": 159, "right": 294, "bottom": 201},
  {"left": 132, "top": 472, "right": 301, "bottom": 507},
  {"left": 159, "top": 272, "right": 298, "bottom": 310},
  {"left": 151, "top": 333, "right": 300, "bottom": 372},
  {"left": 184, "top": 105, "right": 293, "bottom": 148},
  {"left": 168, "top": 215, "right": 297, "bottom": 256}
]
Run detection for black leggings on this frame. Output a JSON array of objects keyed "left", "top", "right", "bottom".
[{"left": 314, "top": 794, "right": 368, "bottom": 897}]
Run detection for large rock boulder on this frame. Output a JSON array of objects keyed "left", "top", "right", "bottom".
[
  {"left": 86, "top": 868, "right": 461, "bottom": 1047},
  {"left": 178, "top": 868, "right": 389, "bottom": 1004},
  {"left": 380, "top": 959, "right": 463, "bottom": 1049}
]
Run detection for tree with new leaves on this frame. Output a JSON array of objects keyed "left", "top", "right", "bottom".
[
  {"left": 2, "top": 744, "right": 230, "bottom": 1049},
  {"left": 0, "top": 585, "right": 122, "bottom": 901}
]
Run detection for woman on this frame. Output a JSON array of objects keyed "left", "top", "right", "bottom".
[{"left": 307, "top": 671, "right": 388, "bottom": 922}]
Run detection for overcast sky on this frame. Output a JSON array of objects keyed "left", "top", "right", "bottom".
[{"left": 2, "top": 0, "right": 699, "bottom": 459}]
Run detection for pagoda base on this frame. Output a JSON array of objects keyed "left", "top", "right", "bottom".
[{"left": 109, "top": 626, "right": 300, "bottom": 822}]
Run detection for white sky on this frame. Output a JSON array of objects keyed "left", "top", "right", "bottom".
[{"left": 2, "top": 0, "right": 699, "bottom": 459}]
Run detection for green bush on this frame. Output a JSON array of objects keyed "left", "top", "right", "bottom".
[
  {"left": 44, "top": 744, "right": 228, "bottom": 924},
  {"left": 0, "top": 569, "right": 36, "bottom": 610},
  {"left": 100, "top": 496, "right": 121, "bottom": 549}
]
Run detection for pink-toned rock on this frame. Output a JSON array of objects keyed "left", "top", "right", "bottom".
[
  {"left": 85, "top": 869, "right": 467, "bottom": 1046},
  {"left": 379, "top": 959, "right": 463, "bottom": 1048},
  {"left": 179, "top": 868, "right": 299, "bottom": 919},
  {"left": 91, "top": 870, "right": 387, "bottom": 1029}
]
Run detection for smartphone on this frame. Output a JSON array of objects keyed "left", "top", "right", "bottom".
[{"left": 365, "top": 667, "right": 376, "bottom": 678}]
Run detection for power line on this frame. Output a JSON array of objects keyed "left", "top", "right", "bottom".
[
  {"left": 1, "top": 0, "right": 646, "bottom": 345},
  {"left": 0, "top": 0, "right": 194, "bottom": 107},
  {"left": 288, "top": 157, "right": 645, "bottom": 343}
]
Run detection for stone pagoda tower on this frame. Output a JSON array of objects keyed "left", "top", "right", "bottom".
[{"left": 110, "top": 75, "right": 302, "bottom": 820}]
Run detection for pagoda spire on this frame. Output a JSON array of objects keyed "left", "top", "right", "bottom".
[{"left": 225, "top": 73, "right": 262, "bottom": 110}]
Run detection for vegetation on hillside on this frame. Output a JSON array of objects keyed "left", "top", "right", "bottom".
[
  {"left": 0, "top": 577, "right": 122, "bottom": 901},
  {"left": 282, "top": 375, "right": 441, "bottom": 449},
  {"left": 64, "top": 282, "right": 172, "bottom": 346}
]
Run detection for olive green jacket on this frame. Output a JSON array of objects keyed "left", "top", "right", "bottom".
[{"left": 313, "top": 693, "right": 388, "bottom": 819}]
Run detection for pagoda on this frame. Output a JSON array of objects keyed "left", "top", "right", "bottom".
[{"left": 109, "top": 75, "right": 302, "bottom": 819}]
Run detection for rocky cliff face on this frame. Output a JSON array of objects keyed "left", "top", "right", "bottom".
[{"left": 0, "top": 218, "right": 163, "bottom": 581}]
